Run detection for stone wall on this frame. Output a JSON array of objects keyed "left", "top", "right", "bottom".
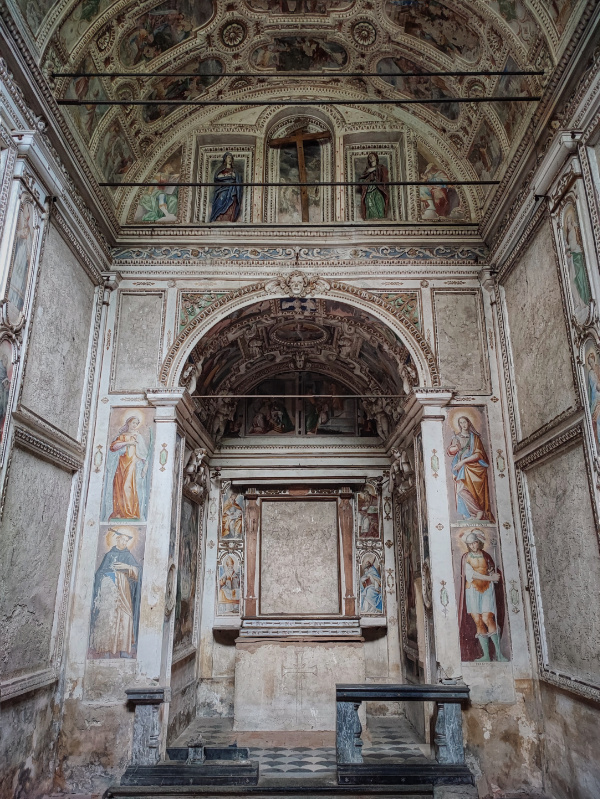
[{"left": 20, "top": 222, "right": 95, "bottom": 439}]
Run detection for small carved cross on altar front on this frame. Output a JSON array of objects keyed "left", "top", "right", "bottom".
[
  {"left": 269, "top": 126, "right": 331, "bottom": 222},
  {"left": 283, "top": 651, "right": 317, "bottom": 724}
]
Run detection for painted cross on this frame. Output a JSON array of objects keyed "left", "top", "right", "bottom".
[
  {"left": 283, "top": 651, "right": 317, "bottom": 724},
  {"left": 269, "top": 127, "right": 331, "bottom": 222}
]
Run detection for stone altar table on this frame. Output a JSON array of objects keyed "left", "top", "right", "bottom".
[{"left": 233, "top": 640, "right": 365, "bottom": 731}]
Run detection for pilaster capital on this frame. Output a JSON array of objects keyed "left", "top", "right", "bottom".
[
  {"left": 410, "top": 389, "right": 454, "bottom": 420},
  {"left": 101, "top": 271, "right": 122, "bottom": 304},
  {"left": 146, "top": 388, "right": 186, "bottom": 421}
]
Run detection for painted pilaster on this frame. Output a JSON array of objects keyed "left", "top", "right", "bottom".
[
  {"left": 413, "top": 390, "right": 462, "bottom": 681},
  {"left": 138, "top": 388, "right": 186, "bottom": 683},
  {"left": 382, "top": 494, "right": 401, "bottom": 679}
]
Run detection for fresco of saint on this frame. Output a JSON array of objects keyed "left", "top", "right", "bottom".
[
  {"left": 89, "top": 527, "right": 142, "bottom": 658},
  {"left": 457, "top": 529, "right": 508, "bottom": 662},
  {"left": 136, "top": 153, "right": 180, "bottom": 223},
  {"left": 360, "top": 152, "right": 389, "bottom": 220},
  {"left": 447, "top": 414, "right": 495, "bottom": 523},
  {"left": 221, "top": 487, "right": 244, "bottom": 539},
  {"left": 210, "top": 153, "right": 243, "bottom": 222},
  {"left": 563, "top": 202, "right": 592, "bottom": 321},
  {"left": 357, "top": 485, "right": 380, "bottom": 537},
  {"left": 0, "top": 341, "right": 13, "bottom": 442},
  {"left": 585, "top": 341, "right": 600, "bottom": 449},
  {"left": 217, "top": 554, "right": 241, "bottom": 614},
  {"left": 8, "top": 201, "right": 35, "bottom": 315},
  {"left": 108, "top": 415, "right": 150, "bottom": 520},
  {"left": 360, "top": 556, "right": 383, "bottom": 614}
]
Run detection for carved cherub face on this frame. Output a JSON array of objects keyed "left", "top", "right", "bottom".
[{"left": 289, "top": 274, "right": 306, "bottom": 296}]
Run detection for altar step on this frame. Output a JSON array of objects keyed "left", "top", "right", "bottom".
[{"left": 105, "top": 786, "right": 433, "bottom": 798}]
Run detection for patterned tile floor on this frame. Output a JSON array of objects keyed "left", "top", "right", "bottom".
[{"left": 172, "top": 717, "right": 430, "bottom": 779}]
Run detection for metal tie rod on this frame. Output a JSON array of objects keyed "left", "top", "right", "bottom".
[
  {"left": 192, "top": 394, "right": 409, "bottom": 399},
  {"left": 99, "top": 179, "right": 499, "bottom": 187},
  {"left": 53, "top": 70, "right": 545, "bottom": 79},
  {"left": 58, "top": 95, "right": 540, "bottom": 106}
]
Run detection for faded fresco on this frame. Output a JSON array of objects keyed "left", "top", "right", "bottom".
[
  {"left": 102, "top": 408, "right": 154, "bottom": 522},
  {"left": 248, "top": 388, "right": 295, "bottom": 435},
  {"left": 134, "top": 149, "right": 182, "bottom": 223},
  {"left": 221, "top": 485, "right": 245, "bottom": 539},
  {"left": 562, "top": 201, "right": 592, "bottom": 323},
  {"left": 246, "top": 0, "right": 351, "bottom": 12},
  {"left": 7, "top": 199, "right": 36, "bottom": 318},
  {"left": 584, "top": 338, "right": 600, "bottom": 451},
  {"left": 492, "top": 57, "right": 530, "bottom": 139},
  {"left": 217, "top": 551, "right": 241, "bottom": 615},
  {"left": 0, "top": 339, "right": 14, "bottom": 443},
  {"left": 548, "top": 0, "right": 578, "bottom": 33},
  {"left": 60, "top": 0, "right": 119, "bottom": 53},
  {"left": 468, "top": 120, "right": 503, "bottom": 182},
  {"left": 119, "top": 0, "right": 214, "bottom": 66},
  {"left": 276, "top": 138, "right": 323, "bottom": 224},
  {"left": 142, "top": 60, "right": 223, "bottom": 124},
  {"left": 446, "top": 407, "right": 495, "bottom": 525},
  {"left": 305, "top": 375, "right": 355, "bottom": 435},
  {"left": 359, "top": 552, "right": 383, "bottom": 615},
  {"left": 384, "top": 0, "right": 481, "bottom": 62},
  {"left": 95, "top": 121, "right": 134, "bottom": 183},
  {"left": 15, "top": 0, "right": 54, "bottom": 33},
  {"left": 88, "top": 524, "right": 145, "bottom": 659},
  {"left": 452, "top": 527, "right": 510, "bottom": 662},
  {"left": 377, "top": 57, "right": 459, "bottom": 120},
  {"left": 486, "top": 0, "right": 536, "bottom": 46},
  {"left": 174, "top": 497, "right": 200, "bottom": 652},
  {"left": 64, "top": 57, "right": 109, "bottom": 142},
  {"left": 418, "top": 149, "right": 464, "bottom": 220},
  {"left": 377, "top": 292, "right": 420, "bottom": 328},
  {"left": 252, "top": 37, "right": 347, "bottom": 70},
  {"left": 357, "top": 484, "right": 380, "bottom": 538}
]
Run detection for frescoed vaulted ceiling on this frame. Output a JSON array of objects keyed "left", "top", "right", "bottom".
[{"left": 3, "top": 0, "right": 588, "bottom": 228}]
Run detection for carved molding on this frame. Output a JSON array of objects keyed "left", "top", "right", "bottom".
[{"left": 13, "top": 424, "right": 83, "bottom": 471}]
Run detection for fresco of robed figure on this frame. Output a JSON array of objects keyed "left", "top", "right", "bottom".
[
  {"left": 210, "top": 152, "right": 243, "bottom": 222},
  {"left": 88, "top": 525, "right": 144, "bottom": 659},
  {"left": 446, "top": 409, "right": 495, "bottom": 523},
  {"left": 102, "top": 409, "right": 153, "bottom": 522},
  {"left": 359, "top": 554, "right": 383, "bottom": 614}
]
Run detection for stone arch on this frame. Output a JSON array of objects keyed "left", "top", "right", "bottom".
[{"left": 160, "top": 274, "right": 440, "bottom": 388}]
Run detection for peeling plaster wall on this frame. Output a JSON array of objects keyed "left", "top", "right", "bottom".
[
  {"left": 0, "top": 686, "right": 58, "bottom": 799},
  {"left": 433, "top": 289, "right": 487, "bottom": 393},
  {"left": 20, "top": 222, "right": 95, "bottom": 440},
  {"left": 0, "top": 449, "right": 74, "bottom": 799},
  {"left": 112, "top": 292, "right": 164, "bottom": 391},
  {"left": 540, "top": 682, "right": 600, "bottom": 799},
  {"left": 502, "top": 218, "right": 577, "bottom": 440}
]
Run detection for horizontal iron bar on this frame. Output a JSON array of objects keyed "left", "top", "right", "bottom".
[
  {"left": 53, "top": 70, "right": 545, "bottom": 79},
  {"left": 100, "top": 180, "right": 499, "bottom": 187},
  {"left": 336, "top": 683, "right": 470, "bottom": 702},
  {"left": 58, "top": 95, "right": 540, "bottom": 106}
]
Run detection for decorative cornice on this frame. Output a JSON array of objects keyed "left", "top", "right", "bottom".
[{"left": 13, "top": 424, "right": 83, "bottom": 471}]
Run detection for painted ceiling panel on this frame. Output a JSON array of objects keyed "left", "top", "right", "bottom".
[{"left": 3, "top": 0, "right": 588, "bottom": 228}]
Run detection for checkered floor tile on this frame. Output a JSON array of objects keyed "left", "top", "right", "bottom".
[{"left": 173, "top": 716, "right": 430, "bottom": 777}]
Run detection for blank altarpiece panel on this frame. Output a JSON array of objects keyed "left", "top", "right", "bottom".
[{"left": 259, "top": 499, "right": 339, "bottom": 616}]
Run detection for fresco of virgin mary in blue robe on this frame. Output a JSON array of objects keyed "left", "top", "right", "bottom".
[
  {"left": 360, "top": 558, "right": 383, "bottom": 614},
  {"left": 210, "top": 152, "right": 243, "bottom": 222}
]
